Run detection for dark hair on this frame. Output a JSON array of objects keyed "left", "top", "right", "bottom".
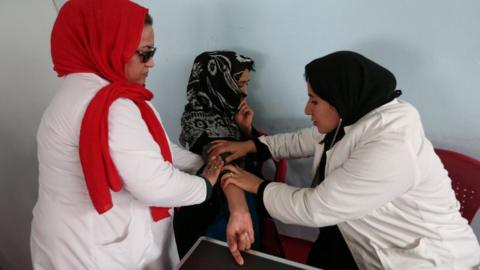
[{"left": 144, "top": 13, "right": 153, "bottom": 26}]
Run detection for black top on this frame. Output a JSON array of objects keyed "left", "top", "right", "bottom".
[{"left": 173, "top": 128, "right": 264, "bottom": 258}]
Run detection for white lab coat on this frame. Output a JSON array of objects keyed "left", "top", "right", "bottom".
[
  {"left": 259, "top": 99, "right": 480, "bottom": 269},
  {"left": 31, "top": 73, "right": 207, "bottom": 270}
]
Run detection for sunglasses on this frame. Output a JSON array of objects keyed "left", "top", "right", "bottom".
[{"left": 135, "top": 47, "right": 156, "bottom": 63}]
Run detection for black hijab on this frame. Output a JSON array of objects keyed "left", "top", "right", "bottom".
[
  {"left": 305, "top": 51, "right": 401, "bottom": 126},
  {"left": 306, "top": 51, "right": 402, "bottom": 186},
  {"left": 179, "top": 51, "right": 255, "bottom": 147}
]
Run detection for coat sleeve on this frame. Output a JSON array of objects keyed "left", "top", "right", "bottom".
[
  {"left": 258, "top": 127, "right": 324, "bottom": 161},
  {"left": 171, "top": 143, "right": 204, "bottom": 175},
  {"left": 107, "top": 99, "right": 207, "bottom": 207},
  {"left": 263, "top": 132, "right": 419, "bottom": 227}
]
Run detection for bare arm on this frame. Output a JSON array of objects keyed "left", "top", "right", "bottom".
[{"left": 223, "top": 179, "right": 254, "bottom": 266}]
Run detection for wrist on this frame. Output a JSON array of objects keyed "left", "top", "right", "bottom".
[
  {"left": 198, "top": 175, "right": 213, "bottom": 200},
  {"left": 257, "top": 180, "right": 272, "bottom": 218},
  {"left": 242, "top": 125, "right": 253, "bottom": 137},
  {"left": 246, "top": 140, "right": 256, "bottom": 153},
  {"left": 249, "top": 179, "right": 262, "bottom": 194},
  {"left": 229, "top": 209, "right": 250, "bottom": 218},
  {"left": 200, "top": 173, "right": 215, "bottom": 186}
]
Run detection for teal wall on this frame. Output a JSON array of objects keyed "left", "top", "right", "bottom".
[
  {"left": 138, "top": 0, "right": 480, "bottom": 243},
  {"left": 139, "top": 0, "right": 480, "bottom": 160},
  {"left": 0, "top": 1, "right": 478, "bottom": 269}
]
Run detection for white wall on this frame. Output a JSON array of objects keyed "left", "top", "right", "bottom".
[
  {"left": 0, "top": 1, "right": 478, "bottom": 269},
  {"left": 0, "top": 0, "right": 59, "bottom": 269}
]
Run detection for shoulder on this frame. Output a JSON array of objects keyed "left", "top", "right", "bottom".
[
  {"left": 42, "top": 73, "right": 111, "bottom": 122},
  {"left": 62, "top": 73, "right": 109, "bottom": 92},
  {"left": 340, "top": 99, "right": 427, "bottom": 163},
  {"left": 347, "top": 99, "right": 421, "bottom": 137},
  {"left": 108, "top": 99, "right": 164, "bottom": 132},
  {"left": 376, "top": 99, "right": 420, "bottom": 126},
  {"left": 188, "top": 132, "right": 211, "bottom": 155}
]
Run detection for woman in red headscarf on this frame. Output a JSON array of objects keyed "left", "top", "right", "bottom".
[{"left": 30, "top": 0, "right": 222, "bottom": 269}]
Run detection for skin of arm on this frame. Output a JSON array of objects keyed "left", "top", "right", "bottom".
[
  {"left": 221, "top": 165, "right": 263, "bottom": 195},
  {"left": 218, "top": 99, "right": 258, "bottom": 265},
  {"left": 222, "top": 183, "right": 254, "bottom": 265}
]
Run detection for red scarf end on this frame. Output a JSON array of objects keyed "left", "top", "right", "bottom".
[
  {"left": 150, "top": 207, "right": 171, "bottom": 222},
  {"left": 95, "top": 203, "right": 113, "bottom": 215}
]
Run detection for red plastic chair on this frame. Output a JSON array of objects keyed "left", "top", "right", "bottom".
[
  {"left": 255, "top": 132, "right": 314, "bottom": 264},
  {"left": 255, "top": 131, "right": 288, "bottom": 257},
  {"left": 255, "top": 131, "right": 287, "bottom": 184},
  {"left": 278, "top": 234, "right": 314, "bottom": 264},
  {"left": 434, "top": 148, "right": 480, "bottom": 224},
  {"left": 255, "top": 131, "right": 316, "bottom": 264}
]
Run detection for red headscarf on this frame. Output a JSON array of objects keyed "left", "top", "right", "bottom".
[{"left": 51, "top": 0, "right": 171, "bottom": 221}]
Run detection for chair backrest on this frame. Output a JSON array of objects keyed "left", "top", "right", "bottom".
[
  {"left": 273, "top": 159, "right": 287, "bottom": 183},
  {"left": 434, "top": 148, "right": 480, "bottom": 224},
  {"left": 255, "top": 131, "right": 287, "bottom": 183},
  {"left": 255, "top": 131, "right": 287, "bottom": 258}
]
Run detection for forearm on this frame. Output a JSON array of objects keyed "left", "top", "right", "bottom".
[
  {"left": 259, "top": 127, "right": 320, "bottom": 160},
  {"left": 108, "top": 99, "right": 208, "bottom": 207},
  {"left": 223, "top": 184, "right": 249, "bottom": 214}
]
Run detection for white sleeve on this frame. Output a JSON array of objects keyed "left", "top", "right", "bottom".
[
  {"left": 171, "top": 143, "right": 204, "bottom": 175},
  {"left": 108, "top": 99, "right": 207, "bottom": 207},
  {"left": 258, "top": 127, "right": 324, "bottom": 160},
  {"left": 263, "top": 133, "right": 418, "bottom": 227}
]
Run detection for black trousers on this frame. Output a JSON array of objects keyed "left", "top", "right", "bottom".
[{"left": 307, "top": 226, "right": 358, "bottom": 270}]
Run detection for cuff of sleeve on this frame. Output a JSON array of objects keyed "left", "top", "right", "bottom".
[
  {"left": 251, "top": 127, "right": 260, "bottom": 138},
  {"left": 257, "top": 180, "right": 272, "bottom": 218},
  {"left": 252, "top": 137, "right": 272, "bottom": 162},
  {"left": 199, "top": 175, "right": 213, "bottom": 200}
]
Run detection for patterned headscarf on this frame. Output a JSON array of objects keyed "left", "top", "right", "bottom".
[{"left": 179, "top": 51, "right": 254, "bottom": 147}]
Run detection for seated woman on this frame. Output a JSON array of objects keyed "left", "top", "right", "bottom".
[
  {"left": 174, "top": 51, "right": 264, "bottom": 264},
  {"left": 212, "top": 51, "right": 480, "bottom": 269}
]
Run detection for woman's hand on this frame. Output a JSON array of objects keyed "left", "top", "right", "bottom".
[
  {"left": 208, "top": 140, "right": 256, "bottom": 163},
  {"left": 221, "top": 165, "right": 262, "bottom": 194},
  {"left": 226, "top": 211, "right": 254, "bottom": 266},
  {"left": 234, "top": 100, "right": 254, "bottom": 136},
  {"left": 200, "top": 156, "right": 224, "bottom": 186}
]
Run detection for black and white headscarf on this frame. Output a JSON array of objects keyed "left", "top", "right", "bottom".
[{"left": 179, "top": 51, "right": 255, "bottom": 148}]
